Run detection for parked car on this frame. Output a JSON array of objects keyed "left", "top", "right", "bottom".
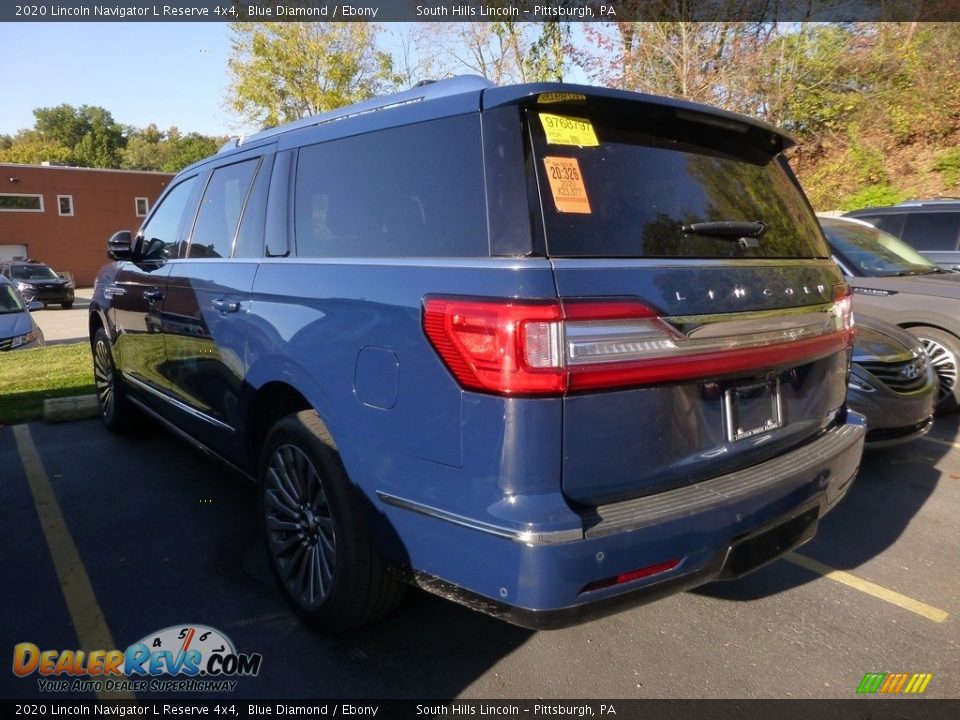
[
  {"left": 847, "top": 316, "right": 936, "bottom": 446},
  {"left": 90, "top": 77, "right": 865, "bottom": 632},
  {"left": 0, "top": 260, "right": 75, "bottom": 309},
  {"left": 845, "top": 199, "right": 960, "bottom": 271},
  {"left": 0, "top": 275, "right": 45, "bottom": 351},
  {"left": 820, "top": 215, "right": 960, "bottom": 413}
]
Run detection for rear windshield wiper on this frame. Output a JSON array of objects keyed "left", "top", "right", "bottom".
[{"left": 681, "top": 221, "right": 768, "bottom": 241}]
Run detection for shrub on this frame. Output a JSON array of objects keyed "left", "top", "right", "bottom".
[
  {"left": 838, "top": 184, "right": 909, "bottom": 212},
  {"left": 932, "top": 148, "right": 960, "bottom": 188}
]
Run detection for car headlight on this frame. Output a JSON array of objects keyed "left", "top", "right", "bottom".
[
  {"left": 15, "top": 281, "right": 32, "bottom": 292},
  {"left": 10, "top": 329, "right": 38, "bottom": 348}
]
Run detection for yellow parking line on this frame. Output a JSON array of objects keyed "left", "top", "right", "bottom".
[
  {"left": 785, "top": 552, "right": 949, "bottom": 624},
  {"left": 13, "top": 425, "right": 134, "bottom": 701}
]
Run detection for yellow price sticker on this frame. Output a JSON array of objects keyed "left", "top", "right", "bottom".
[{"left": 539, "top": 113, "right": 599, "bottom": 147}]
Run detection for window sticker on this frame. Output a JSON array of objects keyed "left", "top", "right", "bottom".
[
  {"left": 539, "top": 113, "right": 599, "bottom": 147},
  {"left": 536, "top": 92, "right": 587, "bottom": 105},
  {"left": 543, "top": 157, "right": 591, "bottom": 214}
]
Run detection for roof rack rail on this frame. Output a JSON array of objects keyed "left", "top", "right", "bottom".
[
  {"left": 236, "top": 75, "right": 495, "bottom": 149},
  {"left": 897, "top": 197, "right": 960, "bottom": 206},
  {"left": 218, "top": 138, "right": 242, "bottom": 154}
]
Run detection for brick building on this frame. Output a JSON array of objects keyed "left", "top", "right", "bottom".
[{"left": 0, "top": 163, "right": 173, "bottom": 286}]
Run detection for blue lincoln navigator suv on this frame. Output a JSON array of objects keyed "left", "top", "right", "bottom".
[{"left": 89, "top": 77, "right": 866, "bottom": 631}]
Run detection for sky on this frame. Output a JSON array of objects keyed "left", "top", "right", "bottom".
[
  {"left": 1, "top": 22, "right": 595, "bottom": 142},
  {"left": 0, "top": 23, "right": 250, "bottom": 138},
  {"left": 0, "top": 22, "right": 594, "bottom": 142}
]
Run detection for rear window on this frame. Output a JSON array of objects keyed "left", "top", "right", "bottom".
[{"left": 528, "top": 108, "right": 828, "bottom": 259}]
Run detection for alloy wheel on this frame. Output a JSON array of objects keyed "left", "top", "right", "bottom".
[
  {"left": 93, "top": 339, "right": 114, "bottom": 420},
  {"left": 920, "top": 336, "right": 959, "bottom": 404},
  {"left": 264, "top": 444, "right": 337, "bottom": 609}
]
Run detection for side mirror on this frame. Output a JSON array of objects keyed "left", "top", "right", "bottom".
[
  {"left": 107, "top": 230, "right": 135, "bottom": 261},
  {"left": 27, "top": 301, "right": 44, "bottom": 312}
]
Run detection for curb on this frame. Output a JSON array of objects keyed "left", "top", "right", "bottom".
[{"left": 44, "top": 395, "right": 99, "bottom": 423}]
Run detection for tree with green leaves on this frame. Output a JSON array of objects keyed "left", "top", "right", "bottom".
[
  {"left": 226, "top": 22, "right": 401, "bottom": 129},
  {"left": 163, "top": 131, "right": 224, "bottom": 172},
  {"left": 0, "top": 130, "right": 72, "bottom": 165},
  {"left": 120, "top": 125, "right": 225, "bottom": 172},
  {"left": 32, "top": 104, "right": 126, "bottom": 168}
]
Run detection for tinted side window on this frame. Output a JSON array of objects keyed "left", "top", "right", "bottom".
[
  {"left": 140, "top": 176, "right": 199, "bottom": 259},
  {"left": 234, "top": 155, "right": 273, "bottom": 258},
  {"left": 900, "top": 212, "right": 960, "bottom": 251},
  {"left": 189, "top": 159, "right": 260, "bottom": 259},
  {"left": 294, "top": 114, "right": 488, "bottom": 258},
  {"left": 866, "top": 214, "right": 905, "bottom": 238}
]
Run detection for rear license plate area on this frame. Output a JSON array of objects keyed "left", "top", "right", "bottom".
[
  {"left": 723, "top": 379, "right": 783, "bottom": 443},
  {"left": 719, "top": 505, "right": 820, "bottom": 579}
]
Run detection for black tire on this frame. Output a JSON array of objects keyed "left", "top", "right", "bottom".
[
  {"left": 259, "top": 410, "right": 405, "bottom": 632},
  {"left": 62, "top": 302, "right": 73, "bottom": 310},
  {"left": 91, "top": 327, "right": 134, "bottom": 432},
  {"left": 908, "top": 326, "right": 960, "bottom": 415}
]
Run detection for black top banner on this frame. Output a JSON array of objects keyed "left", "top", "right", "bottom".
[{"left": 4, "top": 0, "right": 960, "bottom": 23}]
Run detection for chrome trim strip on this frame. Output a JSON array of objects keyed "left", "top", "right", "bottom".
[
  {"left": 126, "top": 396, "right": 253, "bottom": 481},
  {"left": 125, "top": 374, "right": 235, "bottom": 433},
  {"left": 376, "top": 492, "right": 584, "bottom": 546},
  {"left": 668, "top": 302, "right": 835, "bottom": 330}
]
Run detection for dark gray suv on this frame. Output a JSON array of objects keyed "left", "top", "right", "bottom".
[{"left": 845, "top": 199, "right": 960, "bottom": 271}]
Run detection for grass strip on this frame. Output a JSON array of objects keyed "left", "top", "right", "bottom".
[{"left": 0, "top": 342, "right": 94, "bottom": 425}]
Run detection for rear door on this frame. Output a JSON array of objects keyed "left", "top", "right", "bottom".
[{"left": 517, "top": 96, "right": 852, "bottom": 505}]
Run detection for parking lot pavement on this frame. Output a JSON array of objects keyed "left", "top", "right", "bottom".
[
  {"left": 1, "top": 416, "right": 958, "bottom": 700},
  {"left": 31, "top": 289, "right": 93, "bottom": 345}
]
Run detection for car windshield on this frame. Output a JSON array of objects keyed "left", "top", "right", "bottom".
[
  {"left": 821, "top": 219, "right": 940, "bottom": 276},
  {"left": 0, "top": 285, "right": 26, "bottom": 314},
  {"left": 11, "top": 264, "right": 58, "bottom": 280}
]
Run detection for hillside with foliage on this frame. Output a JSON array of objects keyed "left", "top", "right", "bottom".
[{"left": 579, "top": 21, "right": 960, "bottom": 211}]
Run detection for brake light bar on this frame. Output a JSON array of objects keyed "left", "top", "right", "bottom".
[{"left": 423, "top": 286, "right": 854, "bottom": 396}]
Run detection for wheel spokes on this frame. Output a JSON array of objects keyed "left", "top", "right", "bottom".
[
  {"left": 921, "top": 338, "right": 958, "bottom": 401},
  {"left": 264, "top": 442, "right": 337, "bottom": 609},
  {"left": 93, "top": 341, "right": 114, "bottom": 417}
]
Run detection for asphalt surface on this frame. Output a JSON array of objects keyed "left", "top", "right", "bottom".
[
  {"left": 30, "top": 288, "right": 93, "bottom": 345},
  {"left": 1, "top": 415, "right": 958, "bottom": 701}
]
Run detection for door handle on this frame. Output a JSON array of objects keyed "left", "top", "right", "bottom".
[
  {"left": 143, "top": 289, "right": 164, "bottom": 303},
  {"left": 211, "top": 298, "right": 241, "bottom": 314}
]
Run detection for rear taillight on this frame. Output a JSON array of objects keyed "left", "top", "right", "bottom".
[{"left": 423, "top": 291, "right": 855, "bottom": 396}]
